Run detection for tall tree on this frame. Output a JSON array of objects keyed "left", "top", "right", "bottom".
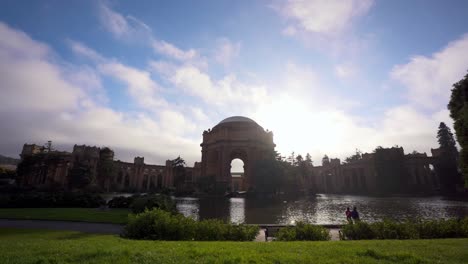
[
  {"left": 448, "top": 71, "right": 468, "bottom": 188},
  {"left": 171, "top": 156, "right": 186, "bottom": 188},
  {"left": 305, "top": 153, "right": 313, "bottom": 167},
  {"left": 435, "top": 122, "right": 462, "bottom": 193},
  {"left": 437, "top": 122, "right": 457, "bottom": 150},
  {"left": 295, "top": 154, "right": 304, "bottom": 166}
]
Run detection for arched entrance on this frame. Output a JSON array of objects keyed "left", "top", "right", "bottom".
[
  {"left": 230, "top": 158, "right": 245, "bottom": 192},
  {"left": 200, "top": 116, "right": 276, "bottom": 194}
]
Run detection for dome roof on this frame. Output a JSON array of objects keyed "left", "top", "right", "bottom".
[{"left": 218, "top": 116, "right": 257, "bottom": 125}]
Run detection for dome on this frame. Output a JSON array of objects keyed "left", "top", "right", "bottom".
[{"left": 217, "top": 116, "right": 257, "bottom": 125}]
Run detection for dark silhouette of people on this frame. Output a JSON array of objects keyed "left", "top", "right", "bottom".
[
  {"left": 351, "top": 206, "right": 360, "bottom": 222},
  {"left": 264, "top": 227, "right": 269, "bottom": 242},
  {"left": 345, "top": 207, "right": 352, "bottom": 223}
]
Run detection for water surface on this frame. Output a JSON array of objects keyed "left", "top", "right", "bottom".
[{"left": 175, "top": 194, "right": 468, "bottom": 225}]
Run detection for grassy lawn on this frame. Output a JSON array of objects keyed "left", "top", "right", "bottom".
[
  {"left": 0, "top": 208, "right": 129, "bottom": 224},
  {"left": 1, "top": 228, "right": 467, "bottom": 263}
]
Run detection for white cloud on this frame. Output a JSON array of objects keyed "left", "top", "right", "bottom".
[
  {"left": 214, "top": 38, "right": 241, "bottom": 67},
  {"left": 0, "top": 22, "right": 203, "bottom": 165},
  {"left": 0, "top": 22, "right": 85, "bottom": 112},
  {"left": 152, "top": 40, "right": 198, "bottom": 61},
  {"left": 335, "top": 63, "right": 357, "bottom": 79},
  {"left": 98, "top": 2, "right": 130, "bottom": 38},
  {"left": 276, "top": 0, "right": 374, "bottom": 35},
  {"left": 68, "top": 39, "right": 105, "bottom": 62},
  {"left": 98, "top": 62, "right": 167, "bottom": 109},
  {"left": 391, "top": 34, "right": 468, "bottom": 110},
  {"left": 97, "top": 2, "right": 202, "bottom": 64},
  {"left": 154, "top": 64, "right": 268, "bottom": 113},
  {"left": 97, "top": 2, "right": 152, "bottom": 42}
]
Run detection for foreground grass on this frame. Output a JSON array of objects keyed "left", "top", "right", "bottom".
[
  {"left": 0, "top": 208, "right": 129, "bottom": 224},
  {"left": 1, "top": 228, "right": 467, "bottom": 263}
]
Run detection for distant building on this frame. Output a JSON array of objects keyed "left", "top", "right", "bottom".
[
  {"left": 17, "top": 143, "right": 200, "bottom": 192},
  {"left": 310, "top": 147, "right": 440, "bottom": 194}
]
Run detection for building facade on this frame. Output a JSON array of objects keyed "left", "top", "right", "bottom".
[{"left": 17, "top": 143, "right": 200, "bottom": 192}]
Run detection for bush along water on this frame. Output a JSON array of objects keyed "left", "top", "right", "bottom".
[
  {"left": 276, "top": 222, "right": 330, "bottom": 241},
  {"left": 129, "top": 194, "right": 177, "bottom": 214},
  {"left": 341, "top": 218, "right": 468, "bottom": 240},
  {"left": 122, "top": 208, "right": 259, "bottom": 241},
  {"left": 107, "top": 195, "right": 137, "bottom": 208}
]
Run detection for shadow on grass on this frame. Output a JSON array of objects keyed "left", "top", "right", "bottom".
[
  {"left": 57, "top": 232, "right": 98, "bottom": 240},
  {"left": 71, "top": 251, "right": 116, "bottom": 263},
  {"left": 357, "top": 249, "right": 428, "bottom": 264}
]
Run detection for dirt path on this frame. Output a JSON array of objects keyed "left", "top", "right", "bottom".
[{"left": 0, "top": 219, "right": 124, "bottom": 234}]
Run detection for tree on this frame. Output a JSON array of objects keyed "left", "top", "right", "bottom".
[
  {"left": 252, "top": 150, "right": 285, "bottom": 194},
  {"left": 305, "top": 153, "right": 313, "bottom": 167},
  {"left": 435, "top": 122, "right": 462, "bottom": 193},
  {"left": 171, "top": 156, "right": 186, "bottom": 189},
  {"left": 295, "top": 154, "right": 304, "bottom": 166},
  {"left": 97, "top": 147, "right": 117, "bottom": 192},
  {"left": 448, "top": 71, "right": 468, "bottom": 188},
  {"left": 437, "top": 122, "right": 457, "bottom": 151},
  {"left": 69, "top": 162, "right": 93, "bottom": 188},
  {"left": 344, "top": 149, "right": 362, "bottom": 163}
]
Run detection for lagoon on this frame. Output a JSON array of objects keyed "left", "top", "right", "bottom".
[{"left": 175, "top": 194, "right": 468, "bottom": 225}]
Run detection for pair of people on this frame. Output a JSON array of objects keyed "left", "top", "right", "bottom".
[{"left": 345, "top": 207, "right": 360, "bottom": 223}]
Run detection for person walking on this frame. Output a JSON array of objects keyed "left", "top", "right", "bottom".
[
  {"left": 345, "top": 207, "right": 352, "bottom": 223},
  {"left": 351, "top": 206, "right": 360, "bottom": 223}
]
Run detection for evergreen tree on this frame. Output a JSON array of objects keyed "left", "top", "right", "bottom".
[
  {"left": 448, "top": 71, "right": 468, "bottom": 188},
  {"left": 171, "top": 156, "right": 186, "bottom": 188},
  {"left": 437, "top": 122, "right": 457, "bottom": 151},
  {"left": 295, "top": 154, "right": 304, "bottom": 165},
  {"left": 305, "top": 153, "right": 313, "bottom": 167},
  {"left": 435, "top": 122, "right": 462, "bottom": 193}
]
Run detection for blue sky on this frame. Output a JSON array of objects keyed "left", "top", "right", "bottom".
[{"left": 1, "top": 0, "right": 468, "bottom": 167}]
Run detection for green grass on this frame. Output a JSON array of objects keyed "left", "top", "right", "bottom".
[
  {"left": 1, "top": 228, "right": 467, "bottom": 263},
  {"left": 0, "top": 208, "right": 129, "bottom": 224}
]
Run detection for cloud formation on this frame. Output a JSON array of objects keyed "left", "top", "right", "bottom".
[
  {"left": 276, "top": 0, "right": 374, "bottom": 36},
  {"left": 391, "top": 34, "right": 468, "bottom": 110},
  {"left": 0, "top": 22, "right": 201, "bottom": 165}
]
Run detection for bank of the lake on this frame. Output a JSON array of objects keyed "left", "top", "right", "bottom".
[{"left": 1, "top": 228, "right": 467, "bottom": 264}]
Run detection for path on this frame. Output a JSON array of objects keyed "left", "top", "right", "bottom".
[
  {"left": 254, "top": 227, "right": 341, "bottom": 242},
  {"left": 0, "top": 219, "right": 124, "bottom": 234}
]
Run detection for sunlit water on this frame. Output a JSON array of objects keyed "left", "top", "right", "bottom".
[{"left": 175, "top": 195, "right": 468, "bottom": 225}]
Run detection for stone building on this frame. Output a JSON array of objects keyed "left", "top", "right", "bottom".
[
  {"left": 16, "top": 116, "right": 448, "bottom": 195},
  {"left": 310, "top": 147, "right": 439, "bottom": 194},
  {"left": 200, "top": 116, "right": 276, "bottom": 193},
  {"left": 17, "top": 143, "right": 198, "bottom": 192}
]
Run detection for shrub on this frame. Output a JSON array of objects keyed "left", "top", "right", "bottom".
[
  {"left": 371, "top": 219, "right": 418, "bottom": 240},
  {"left": 341, "top": 218, "right": 468, "bottom": 240},
  {"left": 107, "top": 195, "right": 137, "bottom": 208},
  {"left": 276, "top": 222, "right": 330, "bottom": 241},
  {"left": 123, "top": 208, "right": 259, "bottom": 241},
  {"left": 341, "top": 221, "right": 375, "bottom": 240},
  {"left": 130, "top": 194, "right": 177, "bottom": 214}
]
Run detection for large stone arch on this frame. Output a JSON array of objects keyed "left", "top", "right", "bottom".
[{"left": 200, "top": 116, "right": 276, "bottom": 193}]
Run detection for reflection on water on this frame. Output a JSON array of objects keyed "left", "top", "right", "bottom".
[{"left": 176, "top": 194, "right": 468, "bottom": 225}]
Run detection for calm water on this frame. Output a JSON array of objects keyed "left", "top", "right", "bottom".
[{"left": 175, "top": 195, "right": 468, "bottom": 225}]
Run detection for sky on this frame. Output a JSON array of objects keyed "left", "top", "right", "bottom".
[{"left": 1, "top": 0, "right": 468, "bottom": 169}]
